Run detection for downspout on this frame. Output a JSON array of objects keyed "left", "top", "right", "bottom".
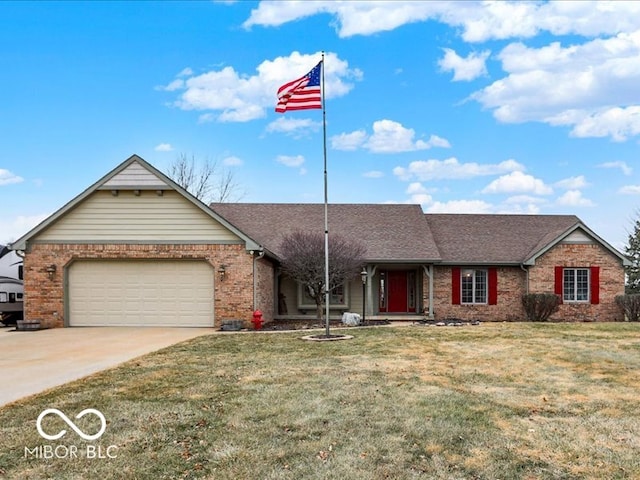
[
  {"left": 252, "top": 249, "right": 265, "bottom": 310},
  {"left": 520, "top": 263, "right": 529, "bottom": 294}
]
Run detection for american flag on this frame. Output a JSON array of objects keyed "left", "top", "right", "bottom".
[{"left": 275, "top": 61, "right": 322, "bottom": 113}]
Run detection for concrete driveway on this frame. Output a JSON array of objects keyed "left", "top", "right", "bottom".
[{"left": 0, "top": 326, "right": 215, "bottom": 407}]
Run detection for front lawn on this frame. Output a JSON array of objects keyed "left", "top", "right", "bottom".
[{"left": 1, "top": 323, "right": 640, "bottom": 479}]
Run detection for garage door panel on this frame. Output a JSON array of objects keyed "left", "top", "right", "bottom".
[{"left": 68, "top": 260, "right": 214, "bottom": 327}]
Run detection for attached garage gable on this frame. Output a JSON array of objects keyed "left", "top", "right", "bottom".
[{"left": 68, "top": 260, "right": 214, "bottom": 327}]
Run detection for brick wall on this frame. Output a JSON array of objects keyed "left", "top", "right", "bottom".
[
  {"left": 254, "top": 256, "right": 275, "bottom": 322},
  {"left": 432, "top": 266, "right": 526, "bottom": 321},
  {"left": 430, "top": 243, "right": 625, "bottom": 322},
  {"left": 24, "top": 243, "right": 257, "bottom": 328},
  {"left": 529, "top": 243, "right": 625, "bottom": 322}
]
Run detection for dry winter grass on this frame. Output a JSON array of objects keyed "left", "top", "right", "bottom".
[{"left": 1, "top": 322, "right": 640, "bottom": 479}]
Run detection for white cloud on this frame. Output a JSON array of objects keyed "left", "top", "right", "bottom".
[
  {"left": 365, "top": 120, "right": 449, "bottom": 153},
  {"left": 223, "top": 156, "right": 243, "bottom": 166},
  {"left": 265, "top": 117, "right": 322, "bottom": 136},
  {"left": 331, "top": 130, "right": 368, "bottom": 151},
  {"left": 160, "top": 51, "right": 360, "bottom": 123},
  {"left": 0, "top": 213, "right": 49, "bottom": 244},
  {"left": 555, "top": 175, "right": 589, "bottom": 190},
  {"left": 504, "top": 195, "right": 548, "bottom": 205},
  {"left": 598, "top": 161, "right": 633, "bottom": 176},
  {"left": 0, "top": 169, "right": 24, "bottom": 186},
  {"left": 426, "top": 199, "right": 493, "bottom": 214},
  {"left": 243, "top": 1, "right": 446, "bottom": 37},
  {"left": 332, "top": 120, "right": 450, "bottom": 153},
  {"left": 619, "top": 185, "right": 640, "bottom": 195},
  {"left": 569, "top": 106, "right": 640, "bottom": 141},
  {"left": 154, "top": 143, "right": 174, "bottom": 152},
  {"left": 393, "top": 157, "right": 524, "bottom": 181},
  {"left": 425, "top": 135, "right": 451, "bottom": 149},
  {"left": 405, "top": 183, "right": 433, "bottom": 205},
  {"left": 438, "top": 48, "right": 490, "bottom": 81},
  {"left": 556, "top": 190, "right": 595, "bottom": 207},
  {"left": 473, "top": 31, "right": 640, "bottom": 140},
  {"left": 243, "top": 2, "right": 640, "bottom": 41},
  {"left": 177, "top": 67, "right": 193, "bottom": 77},
  {"left": 157, "top": 79, "right": 184, "bottom": 92},
  {"left": 276, "top": 155, "right": 305, "bottom": 167},
  {"left": 497, "top": 199, "right": 542, "bottom": 214},
  {"left": 363, "top": 170, "right": 383, "bottom": 178},
  {"left": 482, "top": 171, "right": 553, "bottom": 195},
  {"left": 198, "top": 113, "right": 215, "bottom": 124}
]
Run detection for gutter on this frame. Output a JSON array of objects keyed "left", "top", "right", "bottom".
[
  {"left": 252, "top": 248, "right": 265, "bottom": 310},
  {"left": 520, "top": 263, "right": 529, "bottom": 294}
]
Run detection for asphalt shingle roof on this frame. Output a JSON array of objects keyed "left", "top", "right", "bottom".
[
  {"left": 425, "top": 214, "right": 581, "bottom": 264},
  {"left": 210, "top": 203, "right": 441, "bottom": 262}
]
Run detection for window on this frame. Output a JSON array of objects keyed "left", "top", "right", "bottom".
[
  {"left": 408, "top": 271, "right": 416, "bottom": 312},
  {"left": 461, "top": 269, "right": 487, "bottom": 304},
  {"left": 298, "top": 283, "right": 349, "bottom": 309},
  {"left": 563, "top": 268, "right": 589, "bottom": 302}
]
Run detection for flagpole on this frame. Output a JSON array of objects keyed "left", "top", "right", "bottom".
[{"left": 321, "top": 52, "right": 330, "bottom": 337}]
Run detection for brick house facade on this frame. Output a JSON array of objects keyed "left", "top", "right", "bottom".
[
  {"left": 24, "top": 243, "right": 259, "bottom": 329},
  {"left": 10, "top": 155, "right": 629, "bottom": 328},
  {"left": 530, "top": 243, "right": 625, "bottom": 322}
]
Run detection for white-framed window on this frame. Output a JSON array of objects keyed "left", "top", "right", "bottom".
[
  {"left": 298, "top": 283, "right": 349, "bottom": 309},
  {"left": 461, "top": 269, "right": 487, "bottom": 304},
  {"left": 563, "top": 268, "right": 589, "bottom": 302}
]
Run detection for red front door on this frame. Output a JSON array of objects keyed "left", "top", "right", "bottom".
[{"left": 387, "top": 271, "right": 408, "bottom": 312}]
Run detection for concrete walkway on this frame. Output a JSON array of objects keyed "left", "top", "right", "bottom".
[{"left": 0, "top": 326, "right": 215, "bottom": 407}]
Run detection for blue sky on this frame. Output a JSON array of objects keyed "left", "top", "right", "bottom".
[{"left": 2, "top": 1, "right": 640, "bottom": 249}]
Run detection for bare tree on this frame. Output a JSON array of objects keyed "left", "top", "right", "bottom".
[
  {"left": 168, "top": 153, "right": 243, "bottom": 203},
  {"left": 279, "top": 231, "right": 366, "bottom": 327}
]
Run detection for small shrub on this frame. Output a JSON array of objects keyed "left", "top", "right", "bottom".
[
  {"left": 615, "top": 294, "right": 640, "bottom": 322},
  {"left": 522, "top": 293, "right": 560, "bottom": 322}
]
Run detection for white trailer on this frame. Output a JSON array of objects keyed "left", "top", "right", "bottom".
[{"left": 0, "top": 245, "right": 24, "bottom": 324}]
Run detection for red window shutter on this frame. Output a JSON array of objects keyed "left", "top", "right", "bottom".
[
  {"left": 451, "top": 267, "right": 461, "bottom": 305},
  {"left": 590, "top": 266, "right": 600, "bottom": 304},
  {"left": 554, "top": 266, "right": 564, "bottom": 304},
  {"left": 488, "top": 268, "right": 498, "bottom": 305}
]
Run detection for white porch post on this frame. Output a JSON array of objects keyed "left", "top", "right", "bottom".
[
  {"left": 423, "top": 265, "right": 434, "bottom": 319},
  {"left": 366, "top": 265, "right": 377, "bottom": 317}
]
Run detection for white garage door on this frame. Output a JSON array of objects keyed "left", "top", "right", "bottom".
[{"left": 68, "top": 260, "right": 214, "bottom": 327}]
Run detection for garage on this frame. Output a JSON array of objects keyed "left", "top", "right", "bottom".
[{"left": 67, "top": 260, "right": 215, "bottom": 327}]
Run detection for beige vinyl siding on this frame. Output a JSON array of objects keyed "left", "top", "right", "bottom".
[
  {"left": 102, "top": 161, "right": 169, "bottom": 188},
  {"left": 36, "top": 190, "right": 242, "bottom": 243},
  {"left": 561, "top": 229, "right": 594, "bottom": 244},
  {"left": 278, "top": 276, "right": 360, "bottom": 315},
  {"left": 348, "top": 277, "right": 364, "bottom": 316}
]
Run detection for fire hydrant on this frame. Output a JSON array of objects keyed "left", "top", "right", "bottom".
[{"left": 252, "top": 310, "right": 263, "bottom": 330}]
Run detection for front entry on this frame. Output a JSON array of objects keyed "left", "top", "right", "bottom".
[{"left": 379, "top": 270, "right": 417, "bottom": 313}]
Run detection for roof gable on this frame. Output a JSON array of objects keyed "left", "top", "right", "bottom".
[
  {"left": 100, "top": 161, "right": 170, "bottom": 189},
  {"left": 523, "top": 223, "right": 631, "bottom": 266},
  {"left": 10, "top": 155, "right": 261, "bottom": 251}
]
